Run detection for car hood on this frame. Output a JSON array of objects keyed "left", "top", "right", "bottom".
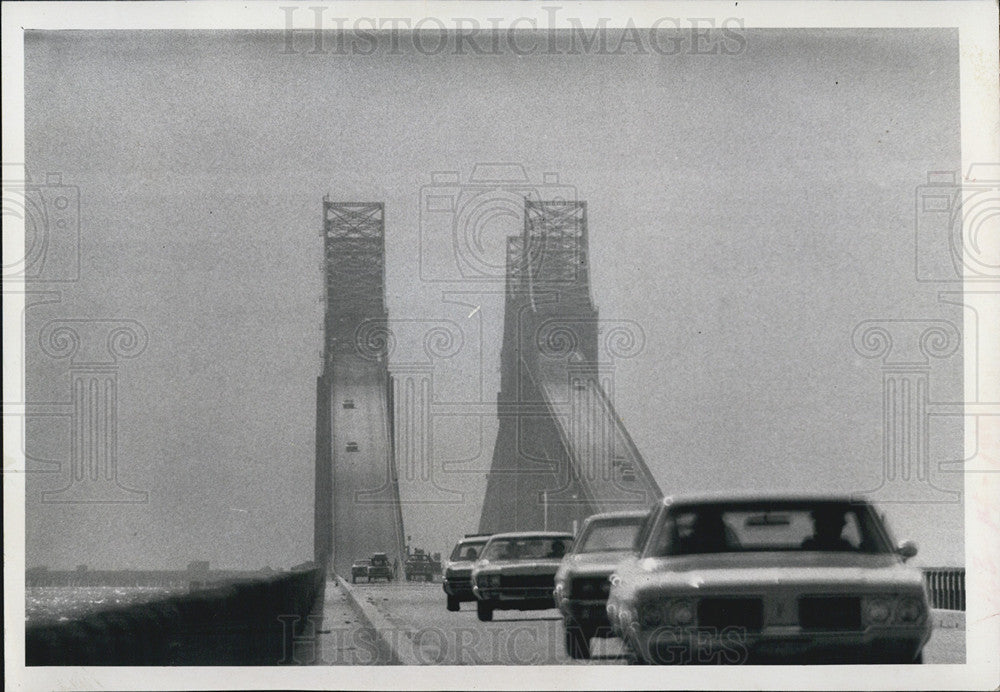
[
  {"left": 569, "top": 551, "right": 632, "bottom": 567},
  {"left": 557, "top": 551, "right": 630, "bottom": 579},
  {"left": 445, "top": 562, "right": 474, "bottom": 576},
  {"left": 473, "top": 559, "right": 563, "bottom": 575},
  {"left": 623, "top": 552, "right": 923, "bottom": 591}
]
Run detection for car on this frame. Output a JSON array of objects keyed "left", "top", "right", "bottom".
[
  {"left": 606, "top": 493, "right": 932, "bottom": 664},
  {"left": 554, "top": 509, "right": 651, "bottom": 659},
  {"left": 442, "top": 534, "right": 492, "bottom": 611},
  {"left": 366, "top": 553, "right": 394, "bottom": 582},
  {"left": 350, "top": 558, "right": 371, "bottom": 583},
  {"left": 471, "top": 531, "right": 574, "bottom": 622},
  {"left": 405, "top": 550, "right": 436, "bottom": 582}
]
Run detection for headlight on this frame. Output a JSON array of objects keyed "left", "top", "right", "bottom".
[
  {"left": 863, "top": 597, "right": 892, "bottom": 624},
  {"left": 862, "top": 594, "right": 926, "bottom": 625},
  {"left": 896, "top": 597, "right": 925, "bottom": 624},
  {"left": 638, "top": 598, "right": 695, "bottom": 628},
  {"left": 669, "top": 599, "right": 695, "bottom": 626},
  {"left": 639, "top": 601, "right": 666, "bottom": 628}
]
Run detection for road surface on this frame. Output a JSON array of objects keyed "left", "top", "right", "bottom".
[{"left": 314, "top": 580, "right": 964, "bottom": 665}]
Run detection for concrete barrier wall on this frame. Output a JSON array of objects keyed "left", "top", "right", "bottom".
[{"left": 26, "top": 566, "right": 325, "bottom": 666}]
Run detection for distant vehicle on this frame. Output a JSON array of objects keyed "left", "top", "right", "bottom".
[
  {"left": 442, "top": 534, "right": 492, "bottom": 611},
  {"left": 606, "top": 493, "right": 932, "bottom": 664},
  {"left": 366, "top": 553, "right": 393, "bottom": 582},
  {"left": 404, "top": 549, "right": 437, "bottom": 582},
  {"left": 554, "top": 509, "right": 651, "bottom": 659},
  {"left": 350, "top": 558, "right": 371, "bottom": 583},
  {"left": 471, "top": 531, "right": 574, "bottom": 622}
]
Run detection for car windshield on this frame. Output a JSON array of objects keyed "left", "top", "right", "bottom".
[
  {"left": 577, "top": 518, "right": 645, "bottom": 553},
  {"left": 481, "top": 536, "right": 573, "bottom": 561},
  {"left": 450, "top": 540, "right": 488, "bottom": 561},
  {"left": 649, "top": 501, "right": 893, "bottom": 556}
]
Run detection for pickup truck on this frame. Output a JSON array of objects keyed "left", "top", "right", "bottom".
[{"left": 366, "top": 553, "right": 393, "bottom": 582}]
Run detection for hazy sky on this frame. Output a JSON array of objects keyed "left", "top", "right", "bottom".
[{"left": 24, "top": 28, "right": 964, "bottom": 569}]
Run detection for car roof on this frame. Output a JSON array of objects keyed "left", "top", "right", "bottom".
[
  {"left": 485, "top": 531, "right": 574, "bottom": 540},
  {"left": 456, "top": 536, "right": 491, "bottom": 544},
  {"left": 584, "top": 509, "right": 651, "bottom": 521},
  {"left": 659, "top": 491, "right": 871, "bottom": 506}
]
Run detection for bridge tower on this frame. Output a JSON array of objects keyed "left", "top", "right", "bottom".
[
  {"left": 479, "top": 201, "right": 662, "bottom": 534},
  {"left": 315, "top": 201, "right": 406, "bottom": 578}
]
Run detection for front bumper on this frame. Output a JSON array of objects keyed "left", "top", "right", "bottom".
[
  {"left": 622, "top": 624, "right": 931, "bottom": 664},
  {"left": 443, "top": 578, "right": 475, "bottom": 600},
  {"left": 473, "top": 585, "right": 556, "bottom": 608},
  {"left": 558, "top": 598, "right": 611, "bottom": 628}
]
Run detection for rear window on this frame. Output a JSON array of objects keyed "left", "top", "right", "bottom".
[
  {"left": 576, "top": 518, "right": 645, "bottom": 553},
  {"left": 482, "top": 536, "right": 573, "bottom": 561},
  {"left": 450, "top": 540, "right": 488, "bottom": 561}
]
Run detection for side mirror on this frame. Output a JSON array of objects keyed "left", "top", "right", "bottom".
[{"left": 897, "top": 540, "right": 918, "bottom": 561}]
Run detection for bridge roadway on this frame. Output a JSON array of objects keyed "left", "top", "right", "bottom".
[
  {"left": 538, "top": 373, "right": 661, "bottom": 510},
  {"left": 328, "top": 353, "right": 406, "bottom": 578},
  {"left": 299, "top": 579, "right": 965, "bottom": 666}
]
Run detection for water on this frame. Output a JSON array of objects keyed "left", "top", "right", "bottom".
[{"left": 26, "top": 586, "right": 186, "bottom": 624}]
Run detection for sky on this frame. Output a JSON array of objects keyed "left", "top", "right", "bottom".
[{"left": 23, "top": 28, "right": 965, "bottom": 569}]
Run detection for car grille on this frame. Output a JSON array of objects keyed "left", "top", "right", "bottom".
[
  {"left": 697, "top": 598, "right": 764, "bottom": 632},
  {"left": 449, "top": 577, "right": 472, "bottom": 590},
  {"left": 500, "top": 574, "right": 554, "bottom": 589},
  {"left": 570, "top": 577, "right": 611, "bottom": 600},
  {"left": 798, "top": 596, "right": 862, "bottom": 631}
]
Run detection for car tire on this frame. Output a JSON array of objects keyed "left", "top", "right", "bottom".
[
  {"left": 564, "top": 624, "right": 591, "bottom": 660},
  {"left": 446, "top": 595, "right": 460, "bottom": 612},
  {"left": 623, "top": 637, "right": 647, "bottom": 665},
  {"left": 477, "top": 600, "right": 493, "bottom": 622}
]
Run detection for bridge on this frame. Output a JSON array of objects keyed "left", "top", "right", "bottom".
[
  {"left": 24, "top": 194, "right": 966, "bottom": 667},
  {"left": 314, "top": 197, "right": 661, "bottom": 571},
  {"left": 479, "top": 201, "right": 662, "bottom": 532},
  {"left": 314, "top": 201, "right": 406, "bottom": 579},
  {"left": 302, "top": 194, "right": 964, "bottom": 666}
]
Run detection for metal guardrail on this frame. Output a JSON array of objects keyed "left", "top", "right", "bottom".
[{"left": 923, "top": 567, "right": 965, "bottom": 611}]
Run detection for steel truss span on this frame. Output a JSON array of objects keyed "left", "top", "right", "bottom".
[
  {"left": 480, "top": 200, "right": 662, "bottom": 534},
  {"left": 316, "top": 200, "right": 405, "bottom": 579}
]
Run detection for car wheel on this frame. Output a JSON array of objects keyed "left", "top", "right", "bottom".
[
  {"left": 447, "top": 595, "right": 460, "bottom": 612},
  {"left": 564, "top": 624, "right": 591, "bottom": 660},
  {"left": 623, "top": 636, "right": 647, "bottom": 665},
  {"left": 477, "top": 600, "right": 493, "bottom": 622}
]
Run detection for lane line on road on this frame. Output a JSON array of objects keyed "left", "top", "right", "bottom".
[{"left": 335, "top": 576, "right": 421, "bottom": 665}]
